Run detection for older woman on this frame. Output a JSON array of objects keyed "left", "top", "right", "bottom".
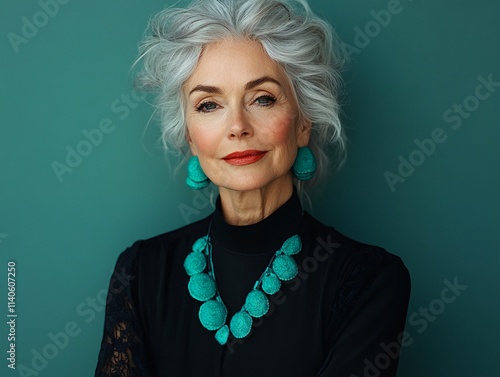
[{"left": 95, "top": 0, "right": 410, "bottom": 376}]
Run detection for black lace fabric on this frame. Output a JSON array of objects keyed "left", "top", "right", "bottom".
[{"left": 95, "top": 246, "right": 151, "bottom": 377}]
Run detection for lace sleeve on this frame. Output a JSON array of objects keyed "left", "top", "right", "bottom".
[{"left": 95, "top": 243, "right": 151, "bottom": 377}]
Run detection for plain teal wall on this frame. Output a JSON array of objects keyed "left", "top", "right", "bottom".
[{"left": 1, "top": 0, "right": 498, "bottom": 376}]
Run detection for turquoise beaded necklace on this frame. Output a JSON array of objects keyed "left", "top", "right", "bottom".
[{"left": 184, "top": 225, "right": 302, "bottom": 345}]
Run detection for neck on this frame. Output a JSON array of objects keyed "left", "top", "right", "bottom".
[{"left": 218, "top": 175, "right": 294, "bottom": 226}]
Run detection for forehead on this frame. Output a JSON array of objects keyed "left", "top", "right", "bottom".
[{"left": 185, "top": 38, "right": 289, "bottom": 88}]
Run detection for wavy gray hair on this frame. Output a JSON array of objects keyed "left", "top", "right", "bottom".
[{"left": 134, "top": 0, "right": 346, "bottom": 191}]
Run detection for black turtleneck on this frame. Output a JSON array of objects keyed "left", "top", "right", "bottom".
[
  {"left": 95, "top": 190, "right": 410, "bottom": 377},
  {"left": 211, "top": 191, "right": 303, "bottom": 317}
]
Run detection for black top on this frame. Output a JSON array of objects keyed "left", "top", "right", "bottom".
[{"left": 95, "top": 191, "right": 411, "bottom": 377}]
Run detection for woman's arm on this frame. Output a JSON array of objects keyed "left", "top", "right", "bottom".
[
  {"left": 318, "top": 255, "right": 411, "bottom": 377},
  {"left": 95, "top": 244, "right": 152, "bottom": 377}
]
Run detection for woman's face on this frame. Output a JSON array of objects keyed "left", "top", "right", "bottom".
[{"left": 184, "top": 38, "right": 311, "bottom": 193}]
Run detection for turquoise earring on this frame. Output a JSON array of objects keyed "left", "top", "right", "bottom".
[
  {"left": 292, "top": 147, "right": 317, "bottom": 180},
  {"left": 186, "top": 156, "right": 210, "bottom": 189}
]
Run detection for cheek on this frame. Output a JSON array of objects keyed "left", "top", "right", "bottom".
[
  {"left": 266, "top": 114, "right": 298, "bottom": 148},
  {"left": 187, "top": 123, "right": 217, "bottom": 156}
]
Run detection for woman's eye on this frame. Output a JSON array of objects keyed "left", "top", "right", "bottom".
[
  {"left": 196, "top": 101, "right": 218, "bottom": 113},
  {"left": 255, "top": 95, "right": 276, "bottom": 107}
]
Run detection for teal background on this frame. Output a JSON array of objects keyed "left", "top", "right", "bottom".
[{"left": 0, "top": 0, "right": 498, "bottom": 376}]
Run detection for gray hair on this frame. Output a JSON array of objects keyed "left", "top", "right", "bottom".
[{"left": 134, "top": 0, "right": 346, "bottom": 191}]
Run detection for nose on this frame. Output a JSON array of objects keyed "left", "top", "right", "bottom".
[{"left": 226, "top": 107, "right": 253, "bottom": 140}]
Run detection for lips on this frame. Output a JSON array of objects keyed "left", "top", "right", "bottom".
[{"left": 222, "top": 150, "right": 266, "bottom": 166}]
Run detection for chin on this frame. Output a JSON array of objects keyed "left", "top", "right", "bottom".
[
  {"left": 216, "top": 173, "right": 292, "bottom": 193},
  {"left": 218, "top": 180, "right": 268, "bottom": 193}
]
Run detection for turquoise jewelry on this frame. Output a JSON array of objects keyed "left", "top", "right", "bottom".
[
  {"left": 184, "top": 231, "right": 302, "bottom": 345},
  {"left": 292, "top": 146, "right": 317, "bottom": 180},
  {"left": 186, "top": 156, "right": 210, "bottom": 189}
]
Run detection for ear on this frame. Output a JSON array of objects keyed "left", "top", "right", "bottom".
[{"left": 296, "top": 117, "right": 312, "bottom": 147}]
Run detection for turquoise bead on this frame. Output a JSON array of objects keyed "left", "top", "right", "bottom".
[
  {"left": 262, "top": 273, "right": 281, "bottom": 295},
  {"left": 183, "top": 251, "right": 206, "bottom": 276},
  {"left": 281, "top": 234, "right": 302, "bottom": 255},
  {"left": 186, "top": 176, "right": 209, "bottom": 189},
  {"left": 292, "top": 147, "right": 317, "bottom": 180},
  {"left": 272, "top": 255, "right": 298, "bottom": 281},
  {"left": 230, "top": 311, "right": 252, "bottom": 339},
  {"left": 192, "top": 236, "right": 207, "bottom": 253},
  {"left": 186, "top": 156, "right": 210, "bottom": 188},
  {"left": 215, "top": 325, "right": 229, "bottom": 345},
  {"left": 244, "top": 290, "right": 269, "bottom": 318},
  {"left": 199, "top": 299, "right": 227, "bottom": 331},
  {"left": 188, "top": 273, "right": 216, "bottom": 301},
  {"left": 187, "top": 156, "right": 207, "bottom": 181}
]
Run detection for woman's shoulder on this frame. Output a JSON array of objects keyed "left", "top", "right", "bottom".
[
  {"left": 117, "top": 214, "right": 212, "bottom": 267},
  {"left": 303, "top": 211, "right": 406, "bottom": 260},
  {"left": 301, "top": 211, "right": 410, "bottom": 289},
  {"left": 301, "top": 212, "right": 411, "bottom": 321}
]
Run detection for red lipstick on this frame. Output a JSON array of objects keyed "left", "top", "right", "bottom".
[{"left": 223, "top": 150, "right": 266, "bottom": 166}]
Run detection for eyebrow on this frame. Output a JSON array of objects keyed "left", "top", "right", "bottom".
[
  {"left": 245, "top": 76, "right": 282, "bottom": 90},
  {"left": 188, "top": 85, "right": 221, "bottom": 96},
  {"left": 188, "top": 76, "right": 282, "bottom": 96}
]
